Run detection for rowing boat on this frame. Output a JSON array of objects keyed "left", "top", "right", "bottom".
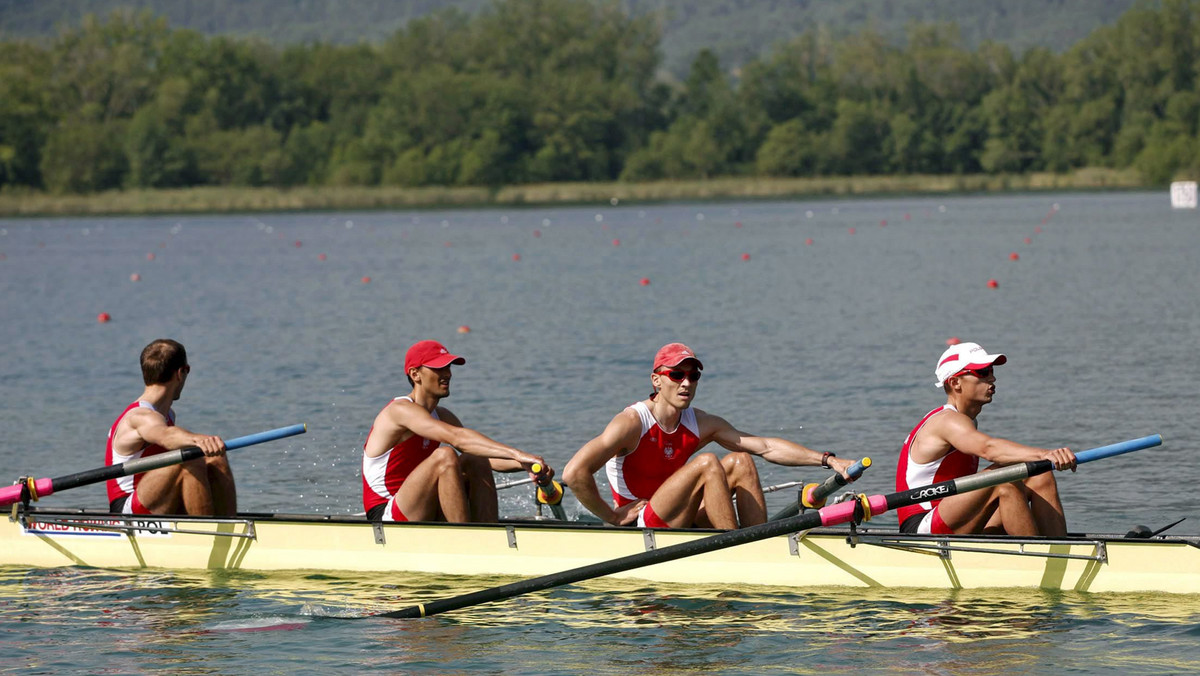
[{"left": 6, "top": 506, "right": 1198, "bottom": 594}]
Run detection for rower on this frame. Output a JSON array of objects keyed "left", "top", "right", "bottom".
[
  {"left": 106, "top": 339, "right": 234, "bottom": 516},
  {"left": 563, "top": 342, "right": 861, "bottom": 529},
  {"left": 895, "top": 342, "right": 1077, "bottom": 536},
  {"left": 361, "top": 340, "right": 554, "bottom": 523}
]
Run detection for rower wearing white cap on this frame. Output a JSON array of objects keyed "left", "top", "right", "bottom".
[
  {"left": 564, "top": 342, "right": 859, "bottom": 529},
  {"left": 895, "top": 342, "right": 1077, "bottom": 536}
]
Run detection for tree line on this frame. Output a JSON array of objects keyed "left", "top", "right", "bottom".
[{"left": 1, "top": 0, "right": 1197, "bottom": 195}]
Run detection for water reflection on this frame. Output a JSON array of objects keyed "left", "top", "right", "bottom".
[{"left": 2, "top": 567, "right": 1200, "bottom": 673}]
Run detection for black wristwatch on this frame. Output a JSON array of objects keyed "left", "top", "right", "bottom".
[{"left": 821, "top": 451, "right": 835, "bottom": 469}]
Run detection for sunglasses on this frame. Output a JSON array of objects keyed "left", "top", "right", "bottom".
[
  {"left": 657, "top": 368, "right": 702, "bottom": 383},
  {"left": 954, "top": 365, "right": 993, "bottom": 379}
]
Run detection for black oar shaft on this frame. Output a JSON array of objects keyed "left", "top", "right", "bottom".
[{"left": 381, "top": 435, "right": 1160, "bottom": 619}]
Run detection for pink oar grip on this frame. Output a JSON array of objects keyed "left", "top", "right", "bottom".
[
  {"left": 0, "top": 478, "right": 54, "bottom": 507},
  {"left": 818, "top": 495, "right": 888, "bottom": 527}
]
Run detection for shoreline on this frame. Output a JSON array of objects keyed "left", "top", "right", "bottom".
[{"left": 0, "top": 168, "right": 1149, "bottom": 218}]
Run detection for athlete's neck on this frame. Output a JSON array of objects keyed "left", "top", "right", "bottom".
[
  {"left": 946, "top": 395, "right": 983, "bottom": 420},
  {"left": 407, "top": 387, "right": 442, "bottom": 412},
  {"left": 646, "top": 397, "right": 683, "bottom": 433},
  {"left": 136, "top": 385, "right": 175, "bottom": 417}
]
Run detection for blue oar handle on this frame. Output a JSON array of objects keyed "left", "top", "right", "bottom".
[
  {"left": 223, "top": 424, "right": 309, "bottom": 452},
  {"left": 1075, "top": 434, "right": 1162, "bottom": 464},
  {"left": 809, "top": 456, "right": 871, "bottom": 500}
]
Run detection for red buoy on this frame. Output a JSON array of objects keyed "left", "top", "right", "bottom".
[
  {"left": 512, "top": 254, "right": 521, "bottom": 261},
  {"left": 361, "top": 276, "right": 371, "bottom": 284},
  {"left": 848, "top": 227, "right": 856, "bottom": 235},
  {"left": 946, "top": 337, "right": 961, "bottom": 346},
  {"left": 294, "top": 241, "right": 302, "bottom": 248},
  {"left": 639, "top": 277, "right": 650, "bottom": 286},
  {"left": 904, "top": 213, "right": 911, "bottom": 221},
  {"left": 735, "top": 221, "right": 743, "bottom": 228},
  {"left": 97, "top": 312, "right": 111, "bottom": 323},
  {"left": 741, "top": 253, "right": 751, "bottom": 261},
  {"left": 987, "top": 279, "right": 999, "bottom": 289},
  {"left": 880, "top": 219, "right": 887, "bottom": 227},
  {"left": 317, "top": 253, "right": 327, "bottom": 261},
  {"left": 805, "top": 238, "right": 814, "bottom": 246},
  {"left": 146, "top": 253, "right": 156, "bottom": 261},
  {"left": 1035, "top": 226, "right": 1042, "bottom": 234},
  {"left": 1010, "top": 252, "right": 1020, "bottom": 261},
  {"left": 1024, "top": 237, "right": 1033, "bottom": 245},
  {"left": 457, "top": 325, "right": 471, "bottom": 334},
  {"left": 130, "top": 273, "right": 141, "bottom": 282}
]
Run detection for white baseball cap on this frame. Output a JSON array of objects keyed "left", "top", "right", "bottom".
[{"left": 934, "top": 342, "right": 1007, "bottom": 387}]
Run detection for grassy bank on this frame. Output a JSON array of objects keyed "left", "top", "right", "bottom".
[{"left": 0, "top": 168, "right": 1148, "bottom": 218}]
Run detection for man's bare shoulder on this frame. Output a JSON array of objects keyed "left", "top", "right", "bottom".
[{"left": 122, "top": 405, "right": 167, "bottom": 430}]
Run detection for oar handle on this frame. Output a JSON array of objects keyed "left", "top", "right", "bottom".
[
  {"left": 807, "top": 457, "right": 870, "bottom": 505},
  {"left": 0, "top": 423, "right": 307, "bottom": 507},
  {"left": 530, "top": 463, "right": 563, "bottom": 506},
  {"left": 1075, "top": 434, "right": 1162, "bottom": 464}
]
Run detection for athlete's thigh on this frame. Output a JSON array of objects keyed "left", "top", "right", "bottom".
[
  {"left": 133, "top": 462, "right": 192, "bottom": 513},
  {"left": 648, "top": 456, "right": 716, "bottom": 524},
  {"left": 933, "top": 486, "right": 999, "bottom": 533},
  {"left": 392, "top": 447, "right": 457, "bottom": 521}
]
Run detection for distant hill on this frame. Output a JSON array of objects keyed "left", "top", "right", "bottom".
[{"left": 0, "top": 0, "right": 1142, "bottom": 76}]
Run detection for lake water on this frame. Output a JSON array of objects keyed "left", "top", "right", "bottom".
[{"left": 1, "top": 191, "right": 1198, "bottom": 673}]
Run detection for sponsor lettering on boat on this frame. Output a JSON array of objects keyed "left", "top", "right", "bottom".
[{"left": 21, "top": 517, "right": 172, "bottom": 538}]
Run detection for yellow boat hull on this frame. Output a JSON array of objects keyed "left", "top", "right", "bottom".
[{"left": 6, "top": 509, "right": 1199, "bottom": 594}]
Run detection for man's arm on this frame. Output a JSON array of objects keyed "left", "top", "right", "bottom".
[
  {"left": 703, "top": 412, "right": 855, "bottom": 479},
  {"left": 934, "top": 413, "right": 1076, "bottom": 470},
  {"left": 391, "top": 402, "right": 549, "bottom": 474},
  {"left": 123, "top": 408, "right": 225, "bottom": 457},
  {"left": 562, "top": 410, "right": 644, "bottom": 525}
]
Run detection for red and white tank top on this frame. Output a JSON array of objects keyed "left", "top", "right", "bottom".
[
  {"left": 106, "top": 401, "right": 175, "bottom": 503},
  {"left": 895, "top": 404, "right": 979, "bottom": 525},
  {"left": 361, "top": 397, "right": 440, "bottom": 513},
  {"left": 606, "top": 401, "right": 701, "bottom": 506}
]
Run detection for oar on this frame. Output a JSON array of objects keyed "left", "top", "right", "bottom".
[
  {"left": 0, "top": 424, "right": 307, "bottom": 508},
  {"left": 378, "top": 434, "right": 1160, "bottom": 619},
  {"left": 769, "top": 457, "right": 872, "bottom": 521}
]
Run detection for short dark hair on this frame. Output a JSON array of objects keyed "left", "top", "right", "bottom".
[{"left": 141, "top": 339, "right": 188, "bottom": 385}]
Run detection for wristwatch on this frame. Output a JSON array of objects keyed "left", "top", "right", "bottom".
[{"left": 821, "top": 451, "right": 836, "bottom": 469}]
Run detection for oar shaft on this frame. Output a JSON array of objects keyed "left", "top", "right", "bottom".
[
  {"left": 380, "top": 435, "right": 1160, "bottom": 619},
  {"left": 0, "top": 424, "right": 307, "bottom": 507}
]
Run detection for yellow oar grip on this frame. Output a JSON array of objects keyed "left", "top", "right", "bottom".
[
  {"left": 861, "top": 457, "right": 873, "bottom": 469},
  {"left": 531, "top": 463, "right": 543, "bottom": 474}
]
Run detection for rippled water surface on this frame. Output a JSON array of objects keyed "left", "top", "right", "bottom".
[{"left": 2, "top": 191, "right": 1199, "bottom": 673}]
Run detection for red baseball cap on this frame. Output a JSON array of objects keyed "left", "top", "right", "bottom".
[
  {"left": 404, "top": 340, "right": 465, "bottom": 373},
  {"left": 653, "top": 343, "right": 703, "bottom": 371}
]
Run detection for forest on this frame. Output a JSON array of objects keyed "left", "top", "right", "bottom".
[{"left": 0, "top": 0, "right": 1196, "bottom": 195}]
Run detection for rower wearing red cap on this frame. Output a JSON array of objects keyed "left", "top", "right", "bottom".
[
  {"left": 563, "top": 343, "right": 860, "bottom": 529},
  {"left": 895, "top": 342, "right": 1077, "bottom": 536},
  {"left": 362, "top": 340, "right": 554, "bottom": 523}
]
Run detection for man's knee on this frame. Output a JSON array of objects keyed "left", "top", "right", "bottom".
[
  {"left": 995, "top": 481, "right": 1026, "bottom": 503},
  {"left": 694, "top": 452, "right": 725, "bottom": 475},
  {"left": 1025, "top": 471, "right": 1058, "bottom": 494},
  {"left": 431, "top": 445, "right": 462, "bottom": 474},
  {"left": 722, "top": 452, "right": 759, "bottom": 482}
]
